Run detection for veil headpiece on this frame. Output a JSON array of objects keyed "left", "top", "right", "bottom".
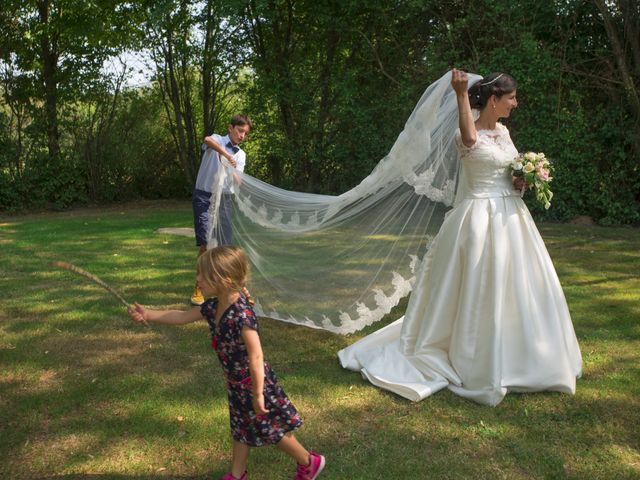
[{"left": 479, "top": 73, "right": 504, "bottom": 86}]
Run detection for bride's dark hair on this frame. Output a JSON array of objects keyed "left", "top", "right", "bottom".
[{"left": 468, "top": 73, "right": 517, "bottom": 110}]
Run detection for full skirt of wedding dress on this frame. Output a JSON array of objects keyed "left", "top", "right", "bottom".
[{"left": 338, "top": 195, "right": 582, "bottom": 406}]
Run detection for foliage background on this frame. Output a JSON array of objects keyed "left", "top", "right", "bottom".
[{"left": 0, "top": 0, "right": 638, "bottom": 225}]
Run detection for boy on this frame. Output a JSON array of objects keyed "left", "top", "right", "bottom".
[{"left": 190, "top": 114, "right": 252, "bottom": 305}]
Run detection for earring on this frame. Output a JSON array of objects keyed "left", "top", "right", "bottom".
[{"left": 493, "top": 104, "right": 496, "bottom": 110}]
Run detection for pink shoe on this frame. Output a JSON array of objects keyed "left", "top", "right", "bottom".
[
  {"left": 294, "top": 451, "right": 325, "bottom": 480},
  {"left": 219, "top": 472, "right": 247, "bottom": 480}
]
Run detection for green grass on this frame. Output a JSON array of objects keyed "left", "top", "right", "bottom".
[{"left": 1, "top": 200, "right": 639, "bottom": 479}]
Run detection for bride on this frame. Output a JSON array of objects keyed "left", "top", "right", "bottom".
[
  {"left": 338, "top": 69, "right": 582, "bottom": 406},
  {"left": 204, "top": 67, "right": 582, "bottom": 406}
]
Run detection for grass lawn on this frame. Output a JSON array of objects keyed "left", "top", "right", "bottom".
[{"left": 1, "top": 200, "right": 639, "bottom": 479}]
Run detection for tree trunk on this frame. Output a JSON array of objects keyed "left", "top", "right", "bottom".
[
  {"left": 202, "top": 0, "right": 218, "bottom": 136},
  {"left": 164, "top": 36, "right": 196, "bottom": 183},
  {"left": 311, "top": 28, "right": 339, "bottom": 191},
  {"left": 37, "top": 0, "right": 61, "bottom": 162},
  {"left": 593, "top": 0, "right": 640, "bottom": 118},
  {"left": 246, "top": 0, "right": 304, "bottom": 188},
  {"left": 593, "top": 0, "right": 640, "bottom": 161}
]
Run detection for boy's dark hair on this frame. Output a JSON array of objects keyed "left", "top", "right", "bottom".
[{"left": 230, "top": 114, "right": 253, "bottom": 130}]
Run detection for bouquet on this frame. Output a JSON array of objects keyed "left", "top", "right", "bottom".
[{"left": 511, "top": 151, "right": 553, "bottom": 209}]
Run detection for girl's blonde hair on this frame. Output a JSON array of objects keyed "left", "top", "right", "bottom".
[{"left": 197, "top": 246, "right": 252, "bottom": 302}]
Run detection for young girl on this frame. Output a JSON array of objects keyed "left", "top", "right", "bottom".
[{"left": 128, "top": 245, "right": 325, "bottom": 480}]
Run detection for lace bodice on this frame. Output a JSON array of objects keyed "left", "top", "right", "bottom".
[{"left": 454, "top": 123, "right": 519, "bottom": 199}]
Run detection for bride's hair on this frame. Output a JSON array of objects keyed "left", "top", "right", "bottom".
[{"left": 468, "top": 73, "right": 517, "bottom": 110}]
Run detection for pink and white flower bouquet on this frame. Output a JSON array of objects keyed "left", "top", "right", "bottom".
[{"left": 511, "top": 151, "right": 553, "bottom": 209}]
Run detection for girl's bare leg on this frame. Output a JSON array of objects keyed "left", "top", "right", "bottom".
[
  {"left": 231, "top": 440, "right": 250, "bottom": 477},
  {"left": 276, "top": 433, "right": 310, "bottom": 465}
]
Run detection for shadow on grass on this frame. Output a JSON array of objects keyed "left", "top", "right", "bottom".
[
  {"left": 44, "top": 476, "right": 208, "bottom": 479},
  {"left": 1, "top": 209, "right": 639, "bottom": 479},
  {"left": 3, "top": 305, "right": 639, "bottom": 479}
]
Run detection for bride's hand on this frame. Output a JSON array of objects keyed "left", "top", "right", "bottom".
[
  {"left": 512, "top": 176, "right": 527, "bottom": 191},
  {"left": 451, "top": 68, "right": 468, "bottom": 95}
]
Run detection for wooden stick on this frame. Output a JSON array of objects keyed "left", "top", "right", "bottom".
[{"left": 50, "top": 261, "right": 149, "bottom": 327}]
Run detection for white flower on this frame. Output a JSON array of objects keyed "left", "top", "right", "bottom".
[
  {"left": 524, "top": 152, "right": 536, "bottom": 162},
  {"left": 523, "top": 162, "right": 535, "bottom": 173},
  {"left": 512, "top": 161, "right": 523, "bottom": 171}
]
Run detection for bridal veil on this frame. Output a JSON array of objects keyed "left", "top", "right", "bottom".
[{"left": 206, "top": 71, "right": 482, "bottom": 334}]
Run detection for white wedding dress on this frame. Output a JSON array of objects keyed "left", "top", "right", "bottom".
[{"left": 338, "top": 123, "right": 583, "bottom": 406}]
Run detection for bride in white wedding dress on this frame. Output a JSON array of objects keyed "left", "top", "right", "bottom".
[{"left": 338, "top": 69, "right": 582, "bottom": 406}]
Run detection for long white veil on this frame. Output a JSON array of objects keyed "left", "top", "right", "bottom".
[{"left": 206, "top": 71, "right": 481, "bottom": 334}]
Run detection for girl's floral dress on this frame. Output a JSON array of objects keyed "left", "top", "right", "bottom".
[{"left": 201, "top": 294, "right": 303, "bottom": 446}]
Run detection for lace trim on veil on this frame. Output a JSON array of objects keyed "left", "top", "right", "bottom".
[{"left": 252, "top": 252, "right": 427, "bottom": 334}]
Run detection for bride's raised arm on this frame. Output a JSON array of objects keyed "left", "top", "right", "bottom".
[{"left": 451, "top": 68, "right": 476, "bottom": 148}]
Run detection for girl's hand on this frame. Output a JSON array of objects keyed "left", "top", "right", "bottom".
[
  {"left": 252, "top": 393, "right": 269, "bottom": 416},
  {"left": 451, "top": 68, "right": 469, "bottom": 96},
  {"left": 128, "top": 302, "right": 148, "bottom": 324}
]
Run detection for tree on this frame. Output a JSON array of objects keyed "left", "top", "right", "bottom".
[
  {"left": 0, "top": 0, "right": 143, "bottom": 208},
  {"left": 592, "top": 0, "right": 640, "bottom": 158},
  {"left": 1, "top": 1, "right": 140, "bottom": 163},
  {"left": 242, "top": 0, "right": 450, "bottom": 191},
  {"left": 144, "top": 0, "right": 246, "bottom": 184}
]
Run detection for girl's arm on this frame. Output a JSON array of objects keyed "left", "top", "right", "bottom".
[
  {"left": 241, "top": 327, "right": 269, "bottom": 415},
  {"left": 451, "top": 68, "right": 477, "bottom": 147},
  {"left": 128, "top": 303, "right": 202, "bottom": 326}
]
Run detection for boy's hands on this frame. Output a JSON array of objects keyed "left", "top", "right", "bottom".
[
  {"left": 203, "top": 135, "right": 238, "bottom": 168},
  {"left": 225, "top": 154, "right": 237, "bottom": 168}
]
